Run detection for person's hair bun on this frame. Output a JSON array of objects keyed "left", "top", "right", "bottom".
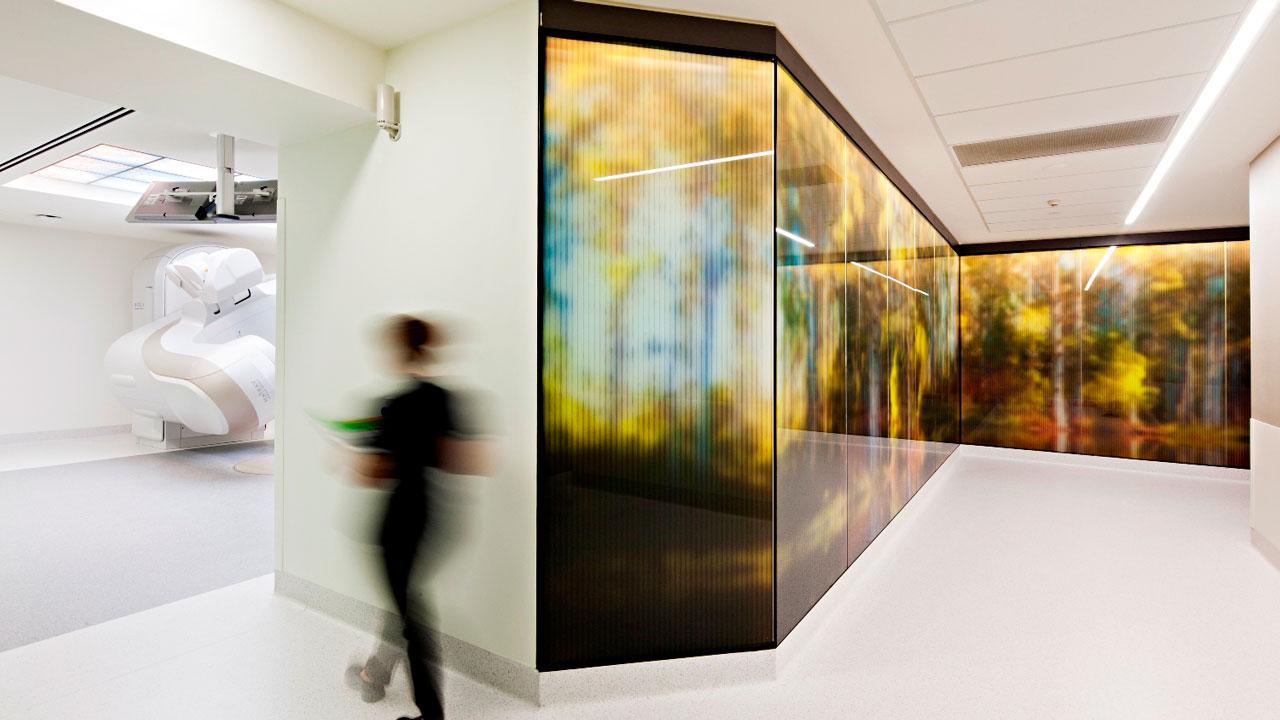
[{"left": 392, "top": 314, "right": 433, "bottom": 359}]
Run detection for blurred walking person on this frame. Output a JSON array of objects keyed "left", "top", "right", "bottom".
[{"left": 343, "top": 314, "right": 489, "bottom": 720}]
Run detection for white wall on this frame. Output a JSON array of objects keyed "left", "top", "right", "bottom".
[
  {"left": 0, "top": 222, "right": 171, "bottom": 436},
  {"left": 276, "top": 0, "right": 538, "bottom": 667},
  {"left": 1250, "top": 137, "right": 1280, "bottom": 566},
  {"left": 55, "top": 0, "right": 384, "bottom": 112}
]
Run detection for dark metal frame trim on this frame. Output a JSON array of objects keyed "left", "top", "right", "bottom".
[
  {"left": 541, "top": 0, "right": 776, "bottom": 57},
  {"left": 0, "top": 107, "right": 134, "bottom": 175},
  {"left": 955, "top": 226, "right": 1249, "bottom": 256}
]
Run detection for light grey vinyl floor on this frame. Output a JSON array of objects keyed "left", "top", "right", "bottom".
[
  {"left": 5, "top": 446, "right": 1280, "bottom": 719},
  {"left": 0, "top": 441, "right": 273, "bottom": 651}
]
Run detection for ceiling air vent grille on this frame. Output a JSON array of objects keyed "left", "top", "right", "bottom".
[{"left": 952, "top": 115, "right": 1178, "bottom": 167}]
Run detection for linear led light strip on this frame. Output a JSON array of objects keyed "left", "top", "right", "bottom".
[
  {"left": 774, "top": 228, "right": 929, "bottom": 296},
  {"left": 1125, "top": 0, "right": 1279, "bottom": 225},
  {"left": 593, "top": 150, "right": 773, "bottom": 182},
  {"left": 1084, "top": 245, "right": 1117, "bottom": 291}
]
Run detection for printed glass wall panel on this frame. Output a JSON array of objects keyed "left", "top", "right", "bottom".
[
  {"left": 918, "top": 223, "right": 961, "bottom": 446},
  {"left": 775, "top": 68, "right": 849, "bottom": 640},
  {"left": 1226, "top": 241, "right": 1250, "bottom": 465},
  {"left": 775, "top": 70, "right": 959, "bottom": 641},
  {"left": 541, "top": 38, "right": 775, "bottom": 668},
  {"left": 960, "top": 241, "right": 1249, "bottom": 467}
]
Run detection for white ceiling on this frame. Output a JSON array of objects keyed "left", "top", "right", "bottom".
[
  {"left": 599, "top": 0, "right": 1280, "bottom": 244},
  {"left": 875, "top": 0, "right": 1249, "bottom": 239},
  {"left": 8, "top": 0, "right": 1273, "bottom": 248},
  {"left": 274, "top": 0, "right": 515, "bottom": 49},
  {"left": 2, "top": 1, "right": 372, "bottom": 149},
  {"left": 0, "top": 74, "right": 277, "bottom": 255}
]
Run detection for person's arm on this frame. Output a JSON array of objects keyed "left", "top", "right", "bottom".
[
  {"left": 437, "top": 436, "right": 495, "bottom": 476},
  {"left": 347, "top": 449, "right": 396, "bottom": 487},
  {"left": 341, "top": 398, "right": 397, "bottom": 487}
]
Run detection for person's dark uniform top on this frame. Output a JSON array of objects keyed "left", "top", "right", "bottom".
[{"left": 374, "top": 378, "right": 456, "bottom": 482}]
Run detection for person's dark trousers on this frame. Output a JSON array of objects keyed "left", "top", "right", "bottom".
[{"left": 374, "top": 483, "right": 444, "bottom": 719}]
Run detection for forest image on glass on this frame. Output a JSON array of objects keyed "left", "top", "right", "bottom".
[
  {"left": 541, "top": 37, "right": 775, "bottom": 669},
  {"left": 539, "top": 33, "right": 1251, "bottom": 673},
  {"left": 961, "top": 242, "right": 1250, "bottom": 468}
]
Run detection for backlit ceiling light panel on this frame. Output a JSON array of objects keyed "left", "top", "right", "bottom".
[
  {"left": 593, "top": 150, "right": 773, "bottom": 182},
  {"left": 13, "top": 144, "right": 260, "bottom": 197},
  {"left": 1125, "top": 0, "right": 1279, "bottom": 225}
]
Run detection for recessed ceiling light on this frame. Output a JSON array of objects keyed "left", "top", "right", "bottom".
[
  {"left": 1125, "top": 0, "right": 1279, "bottom": 225},
  {"left": 34, "top": 213, "right": 62, "bottom": 223}
]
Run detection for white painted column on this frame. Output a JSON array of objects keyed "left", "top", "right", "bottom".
[{"left": 1249, "top": 136, "right": 1280, "bottom": 569}]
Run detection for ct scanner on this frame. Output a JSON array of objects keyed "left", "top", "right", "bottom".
[{"left": 105, "top": 244, "right": 276, "bottom": 446}]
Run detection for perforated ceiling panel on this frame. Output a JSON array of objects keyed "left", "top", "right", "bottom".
[{"left": 952, "top": 115, "right": 1178, "bottom": 167}]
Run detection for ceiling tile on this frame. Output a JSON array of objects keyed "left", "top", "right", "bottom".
[
  {"left": 978, "top": 185, "right": 1141, "bottom": 213},
  {"left": 960, "top": 144, "right": 1165, "bottom": 185},
  {"left": 935, "top": 74, "right": 1205, "bottom": 145},
  {"left": 982, "top": 201, "right": 1131, "bottom": 224},
  {"left": 916, "top": 16, "right": 1236, "bottom": 115},
  {"left": 986, "top": 214, "right": 1125, "bottom": 233},
  {"left": 891, "top": 0, "right": 1245, "bottom": 77},
  {"left": 970, "top": 167, "right": 1154, "bottom": 200},
  {"left": 875, "top": 0, "right": 977, "bottom": 24}
]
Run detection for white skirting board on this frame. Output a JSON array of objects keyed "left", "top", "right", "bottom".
[
  {"left": 0, "top": 424, "right": 129, "bottom": 446},
  {"left": 961, "top": 443, "right": 1250, "bottom": 482},
  {"left": 1252, "top": 529, "right": 1280, "bottom": 572},
  {"left": 1251, "top": 418, "right": 1280, "bottom": 572},
  {"left": 274, "top": 572, "right": 540, "bottom": 703}
]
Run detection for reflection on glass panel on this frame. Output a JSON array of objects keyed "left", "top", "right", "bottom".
[
  {"left": 960, "top": 241, "right": 1249, "bottom": 468},
  {"left": 775, "top": 69, "right": 849, "bottom": 640},
  {"left": 541, "top": 38, "right": 775, "bottom": 668},
  {"left": 775, "top": 70, "right": 959, "bottom": 642}
]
